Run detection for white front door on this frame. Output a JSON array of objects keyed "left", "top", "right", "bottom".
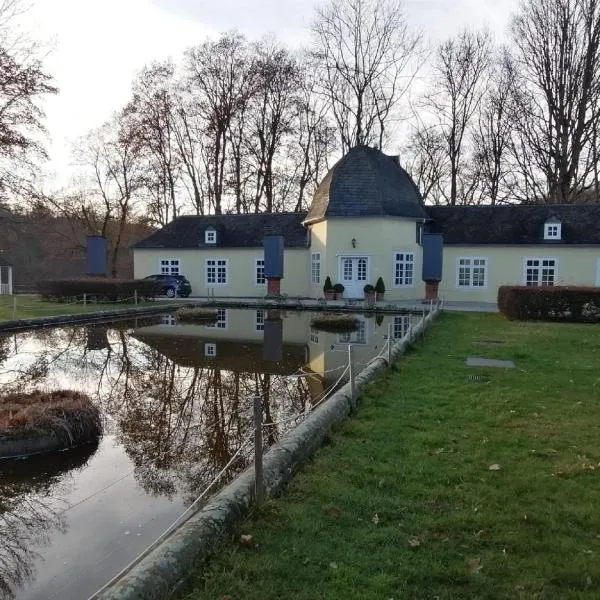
[{"left": 339, "top": 256, "right": 368, "bottom": 298}]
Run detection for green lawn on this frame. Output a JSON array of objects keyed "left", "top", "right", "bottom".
[
  {"left": 186, "top": 312, "right": 600, "bottom": 600},
  {"left": 0, "top": 295, "right": 172, "bottom": 321}
]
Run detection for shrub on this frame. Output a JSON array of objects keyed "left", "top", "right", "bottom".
[
  {"left": 364, "top": 284, "right": 375, "bottom": 293},
  {"left": 498, "top": 286, "right": 600, "bottom": 322},
  {"left": 36, "top": 278, "right": 161, "bottom": 302},
  {"left": 175, "top": 306, "right": 218, "bottom": 323},
  {"left": 375, "top": 277, "right": 386, "bottom": 294},
  {"left": 0, "top": 390, "right": 102, "bottom": 446},
  {"left": 311, "top": 313, "right": 359, "bottom": 332},
  {"left": 333, "top": 283, "right": 345, "bottom": 293},
  {"left": 323, "top": 276, "right": 333, "bottom": 293}
]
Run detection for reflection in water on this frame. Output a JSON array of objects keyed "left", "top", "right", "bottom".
[
  {"left": 0, "top": 442, "right": 99, "bottom": 599},
  {"left": 0, "top": 310, "right": 416, "bottom": 599}
]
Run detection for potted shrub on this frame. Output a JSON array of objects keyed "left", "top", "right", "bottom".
[
  {"left": 363, "top": 283, "right": 376, "bottom": 302},
  {"left": 375, "top": 277, "right": 385, "bottom": 301},
  {"left": 323, "top": 276, "right": 335, "bottom": 300},
  {"left": 332, "top": 282, "right": 345, "bottom": 300}
]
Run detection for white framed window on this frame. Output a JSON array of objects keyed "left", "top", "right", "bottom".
[
  {"left": 161, "top": 314, "right": 176, "bottom": 326},
  {"left": 255, "top": 259, "right": 266, "bottom": 285},
  {"left": 255, "top": 310, "right": 265, "bottom": 331},
  {"left": 206, "top": 308, "right": 228, "bottom": 329},
  {"left": 160, "top": 258, "right": 180, "bottom": 275},
  {"left": 206, "top": 259, "right": 228, "bottom": 285},
  {"left": 204, "top": 343, "right": 216, "bottom": 357},
  {"left": 524, "top": 258, "right": 557, "bottom": 286},
  {"left": 310, "top": 328, "right": 319, "bottom": 344},
  {"left": 205, "top": 229, "right": 216, "bottom": 244},
  {"left": 394, "top": 252, "right": 415, "bottom": 287},
  {"left": 393, "top": 315, "right": 411, "bottom": 340},
  {"left": 544, "top": 222, "right": 561, "bottom": 240},
  {"left": 457, "top": 257, "right": 487, "bottom": 288},
  {"left": 337, "top": 320, "right": 367, "bottom": 345},
  {"left": 357, "top": 258, "right": 367, "bottom": 281},
  {"left": 311, "top": 252, "right": 321, "bottom": 285}
]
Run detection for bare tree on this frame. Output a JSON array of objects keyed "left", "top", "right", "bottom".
[
  {"left": 472, "top": 49, "right": 517, "bottom": 204},
  {"left": 509, "top": 0, "right": 600, "bottom": 203},
  {"left": 426, "top": 29, "right": 492, "bottom": 205},
  {"left": 127, "top": 61, "right": 181, "bottom": 225},
  {"left": 311, "top": 0, "right": 422, "bottom": 152},
  {"left": 0, "top": 0, "right": 57, "bottom": 201},
  {"left": 73, "top": 111, "right": 145, "bottom": 276},
  {"left": 183, "top": 32, "right": 254, "bottom": 214},
  {"left": 403, "top": 122, "right": 448, "bottom": 204}
]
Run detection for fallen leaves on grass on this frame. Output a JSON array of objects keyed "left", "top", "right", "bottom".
[
  {"left": 488, "top": 463, "right": 502, "bottom": 471},
  {"left": 408, "top": 536, "right": 422, "bottom": 548},
  {"left": 372, "top": 513, "right": 380, "bottom": 525},
  {"left": 466, "top": 557, "right": 482, "bottom": 574},
  {"left": 239, "top": 534, "right": 253, "bottom": 547},
  {"left": 323, "top": 505, "right": 342, "bottom": 517}
]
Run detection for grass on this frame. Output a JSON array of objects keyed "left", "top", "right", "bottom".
[
  {"left": 0, "top": 294, "right": 171, "bottom": 322},
  {"left": 311, "top": 313, "right": 360, "bottom": 332},
  {"left": 185, "top": 312, "right": 600, "bottom": 600},
  {"left": 175, "top": 306, "right": 218, "bottom": 323},
  {"left": 0, "top": 389, "right": 102, "bottom": 446}
]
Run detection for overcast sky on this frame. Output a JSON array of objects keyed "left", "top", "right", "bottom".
[{"left": 25, "top": 0, "right": 519, "bottom": 187}]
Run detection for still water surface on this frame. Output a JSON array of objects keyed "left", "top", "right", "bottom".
[{"left": 0, "top": 309, "right": 415, "bottom": 600}]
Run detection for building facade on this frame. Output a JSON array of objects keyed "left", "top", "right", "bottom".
[{"left": 133, "top": 146, "right": 600, "bottom": 304}]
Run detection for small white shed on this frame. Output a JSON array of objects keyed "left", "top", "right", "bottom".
[{"left": 0, "top": 256, "right": 13, "bottom": 295}]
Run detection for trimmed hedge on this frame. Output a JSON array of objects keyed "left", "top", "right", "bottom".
[
  {"left": 36, "top": 278, "right": 162, "bottom": 302},
  {"left": 498, "top": 285, "right": 600, "bottom": 322}
]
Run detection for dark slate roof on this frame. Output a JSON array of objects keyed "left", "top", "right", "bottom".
[
  {"left": 427, "top": 204, "right": 600, "bottom": 245},
  {"left": 305, "top": 146, "right": 428, "bottom": 223},
  {"left": 132, "top": 212, "right": 308, "bottom": 249}
]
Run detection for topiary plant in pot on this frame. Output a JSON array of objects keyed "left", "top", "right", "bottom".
[
  {"left": 332, "top": 282, "right": 345, "bottom": 300},
  {"left": 375, "top": 277, "right": 385, "bottom": 301},
  {"left": 363, "top": 283, "right": 376, "bottom": 302},
  {"left": 323, "top": 276, "right": 334, "bottom": 300}
]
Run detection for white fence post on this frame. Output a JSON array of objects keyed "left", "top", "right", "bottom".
[
  {"left": 83, "top": 293, "right": 87, "bottom": 306},
  {"left": 387, "top": 322, "right": 393, "bottom": 366},
  {"left": 12, "top": 294, "right": 16, "bottom": 320}
]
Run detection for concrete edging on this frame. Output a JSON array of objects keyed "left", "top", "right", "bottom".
[
  {"left": 0, "top": 304, "right": 181, "bottom": 333},
  {"left": 93, "top": 308, "right": 440, "bottom": 600}
]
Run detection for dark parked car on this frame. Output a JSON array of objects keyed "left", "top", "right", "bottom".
[{"left": 143, "top": 274, "right": 192, "bottom": 298}]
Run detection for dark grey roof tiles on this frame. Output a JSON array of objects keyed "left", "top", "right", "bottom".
[
  {"left": 427, "top": 204, "right": 600, "bottom": 245},
  {"left": 132, "top": 212, "right": 308, "bottom": 249},
  {"left": 305, "top": 146, "right": 428, "bottom": 223}
]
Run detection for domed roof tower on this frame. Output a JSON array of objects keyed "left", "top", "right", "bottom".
[{"left": 304, "top": 146, "right": 427, "bottom": 225}]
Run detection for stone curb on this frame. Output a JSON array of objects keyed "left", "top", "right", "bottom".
[
  {"left": 93, "top": 309, "right": 440, "bottom": 600},
  {"left": 0, "top": 304, "right": 181, "bottom": 333}
]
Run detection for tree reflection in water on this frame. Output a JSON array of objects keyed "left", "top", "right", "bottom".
[
  {"left": 0, "top": 442, "right": 98, "bottom": 600},
  {"left": 0, "top": 317, "right": 315, "bottom": 507}
]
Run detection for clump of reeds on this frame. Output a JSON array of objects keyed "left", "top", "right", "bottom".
[
  {"left": 0, "top": 390, "right": 102, "bottom": 446},
  {"left": 311, "top": 313, "right": 360, "bottom": 333},
  {"left": 175, "top": 306, "right": 219, "bottom": 323}
]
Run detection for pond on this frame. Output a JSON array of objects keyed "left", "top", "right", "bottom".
[{"left": 0, "top": 308, "right": 418, "bottom": 600}]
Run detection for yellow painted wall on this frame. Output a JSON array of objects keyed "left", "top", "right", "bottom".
[
  {"left": 440, "top": 246, "right": 600, "bottom": 303},
  {"left": 134, "top": 248, "right": 308, "bottom": 297},
  {"left": 311, "top": 217, "right": 424, "bottom": 299}
]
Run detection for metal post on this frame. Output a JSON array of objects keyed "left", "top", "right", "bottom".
[
  {"left": 83, "top": 293, "right": 87, "bottom": 306},
  {"left": 12, "top": 294, "right": 16, "bottom": 320},
  {"left": 387, "top": 323, "right": 393, "bottom": 366},
  {"left": 348, "top": 345, "right": 355, "bottom": 400},
  {"left": 134, "top": 289, "right": 138, "bottom": 305},
  {"left": 253, "top": 395, "right": 264, "bottom": 506},
  {"left": 429, "top": 298, "right": 433, "bottom": 315}
]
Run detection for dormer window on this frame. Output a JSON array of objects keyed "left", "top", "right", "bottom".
[
  {"left": 544, "top": 219, "right": 561, "bottom": 241},
  {"left": 205, "top": 229, "right": 216, "bottom": 244}
]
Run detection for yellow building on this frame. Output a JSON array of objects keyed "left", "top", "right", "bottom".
[{"left": 133, "top": 146, "right": 600, "bottom": 304}]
